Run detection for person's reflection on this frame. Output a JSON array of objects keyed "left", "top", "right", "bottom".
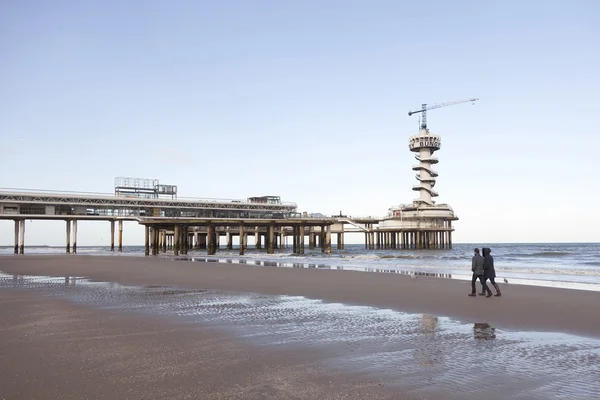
[{"left": 413, "top": 314, "right": 443, "bottom": 367}]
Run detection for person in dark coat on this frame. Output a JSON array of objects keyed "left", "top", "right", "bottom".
[
  {"left": 469, "top": 248, "right": 487, "bottom": 296},
  {"left": 481, "top": 247, "right": 501, "bottom": 297}
]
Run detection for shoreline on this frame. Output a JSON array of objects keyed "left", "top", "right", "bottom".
[
  {"left": 1, "top": 255, "right": 600, "bottom": 338},
  {"left": 4, "top": 250, "right": 600, "bottom": 293}
]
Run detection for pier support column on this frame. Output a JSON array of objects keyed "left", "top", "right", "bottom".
[
  {"left": 118, "top": 221, "right": 123, "bottom": 253},
  {"left": 292, "top": 226, "right": 298, "bottom": 253},
  {"left": 325, "top": 225, "right": 331, "bottom": 254},
  {"left": 207, "top": 224, "right": 215, "bottom": 255},
  {"left": 239, "top": 224, "right": 245, "bottom": 255},
  {"left": 309, "top": 227, "right": 315, "bottom": 249},
  {"left": 13, "top": 220, "right": 19, "bottom": 255},
  {"left": 226, "top": 229, "right": 232, "bottom": 250},
  {"left": 194, "top": 232, "right": 200, "bottom": 250},
  {"left": 183, "top": 226, "right": 189, "bottom": 255},
  {"left": 174, "top": 225, "right": 180, "bottom": 256},
  {"left": 110, "top": 221, "right": 115, "bottom": 252},
  {"left": 65, "top": 220, "right": 71, "bottom": 254},
  {"left": 255, "top": 229, "right": 261, "bottom": 249},
  {"left": 337, "top": 232, "right": 345, "bottom": 250},
  {"left": 267, "top": 224, "right": 275, "bottom": 254},
  {"left": 150, "top": 227, "right": 156, "bottom": 255},
  {"left": 162, "top": 230, "right": 167, "bottom": 253},
  {"left": 144, "top": 226, "right": 150, "bottom": 256},
  {"left": 19, "top": 219, "right": 25, "bottom": 255},
  {"left": 72, "top": 220, "right": 78, "bottom": 254},
  {"left": 299, "top": 224, "right": 305, "bottom": 254}
]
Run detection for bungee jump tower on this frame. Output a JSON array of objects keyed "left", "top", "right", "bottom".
[{"left": 376, "top": 98, "right": 478, "bottom": 250}]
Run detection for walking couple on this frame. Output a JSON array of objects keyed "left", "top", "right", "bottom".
[{"left": 469, "top": 247, "right": 501, "bottom": 297}]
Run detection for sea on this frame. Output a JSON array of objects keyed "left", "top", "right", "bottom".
[{"left": 2, "top": 242, "right": 600, "bottom": 292}]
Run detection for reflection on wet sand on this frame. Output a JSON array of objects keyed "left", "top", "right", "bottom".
[
  {"left": 1, "top": 272, "right": 599, "bottom": 400},
  {"left": 474, "top": 322, "right": 496, "bottom": 340}
]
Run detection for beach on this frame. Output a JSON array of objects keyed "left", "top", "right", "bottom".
[{"left": 1, "top": 255, "right": 600, "bottom": 399}]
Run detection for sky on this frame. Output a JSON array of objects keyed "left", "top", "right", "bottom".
[{"left": 1, "top": 0, "right": 599, "bottom": 245}]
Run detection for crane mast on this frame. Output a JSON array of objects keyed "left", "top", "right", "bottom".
[{"left": 408, "top": 98, "right": 478, "bottom": 130}]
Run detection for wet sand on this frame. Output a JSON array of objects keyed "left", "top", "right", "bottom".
[
  {"left": 1, "top": 255, "right": 600, "bottom": 338},
  {"left": 0, "top": 289, "right": 405, "bottom": 400},
  {"left": 2, "top": 255, "right": 600, "bottom": 400}
]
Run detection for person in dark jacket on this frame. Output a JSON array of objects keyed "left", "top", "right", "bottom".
[
  {"left": 481, "top": 247, "right": 501, "bottom": 297},
  {"left": 469, "top": 248, "right": 487, "bottom": 296}
]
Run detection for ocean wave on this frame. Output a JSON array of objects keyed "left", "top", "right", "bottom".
[
  {"left": 503, "top": 251, "right": 572, "bottom": 258},
  {"left": 377, "top": 254, "right": 466, "bottom": 260},
  {"left": 581, "top": 261, "right": 600, "bottom": 267}
]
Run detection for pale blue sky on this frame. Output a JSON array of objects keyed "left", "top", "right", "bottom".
[{"left": 1, "top": 0, "right": 599, "bottom": 245}]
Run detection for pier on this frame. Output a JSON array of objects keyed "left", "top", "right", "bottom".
[{"left": 1, "top": 165, "right": 457, "bottom": 254}]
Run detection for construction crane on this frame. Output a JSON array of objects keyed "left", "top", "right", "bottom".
[{"left": 408, "top": 98, "right": 479, "bottom": 130}]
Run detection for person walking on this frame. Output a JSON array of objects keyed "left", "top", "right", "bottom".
[
  {"left": 482, "top": 247, "right": 501, "bottom": 297},
  {"left": 469, "top": 248, "right": 486, "bottom": 296}
]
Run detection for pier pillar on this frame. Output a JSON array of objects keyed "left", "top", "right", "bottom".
[
  {"left": 319, "top": 225, "right": 325, "bottom": 253},
  {"left": 267, "top": 224, "right": 275, "bottom": 254},
  {"left": 364, "top": 232, "right": 368, "bottom": 250},
  {"left": 325, "top": 225, "right": 332, "bottom": 254},
  {"left": 183, "top": 226, "right": 189, "bottom": 255},
  {"left": 292, "top": 226, "right": 297, "bottom": 253},
  {"left": 110, "top": 221, "right": 115, "bottom": 252},
  {"left": 162, "top": 230, "right": 167, "bottom": 253},
  {"left": 13, "top": 220, "right": 19, "bottom": 255},
  {"left": 174, "top": 225, "right": 180, "bottom": 256},
  {"left": 72, "top": 220, "right": 78, "bottom": 254},
  {"left": 239, "top": 224, "right": 245, "bottom": 255},
  {"left": 65, "top": 220, "right": 71, "bottom": 254},
  {"left": 308, "top": 227, "right": 315, "bottom": 249},
  {"left": 337, "top": 232, "right": 345, "bottom": 250},
  {"left": 19, "top": 219, "right": 25, "bottom": 255},
  {"left": 255, "top": 229, "right": 261, "bottom": 249},
  {"left": 194, "top": 232, "right": 199, "bottom": 250},
  {"left": 299, "top": 224, "right": 305, "bottom": 254},
  {"left": 150, "top": 227, "right": 156, "bottom": 255},
  {"left": 207, "top": 224, "right": 215, "bottom": 255},
  {"left": 226, "top": 229, "right": 232, "bottom": 250},
  {"left": 144, "top": 226, "right": 150, "bottom": 256},
  {"left": 118, "top": 220, "right": 123, "bottom": 253}
]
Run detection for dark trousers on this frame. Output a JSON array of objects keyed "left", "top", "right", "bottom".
[
  {"left": 482, "top": 277, "right": 497, "bottom": 294},
  {"left": 471, "top": 274, "right": 487, "bottom": 294}
]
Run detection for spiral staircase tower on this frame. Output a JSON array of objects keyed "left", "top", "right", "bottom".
[{"left": 410, "top": 128, "right": 441, "bottom": 206}]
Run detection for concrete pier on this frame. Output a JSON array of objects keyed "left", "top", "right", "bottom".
[
  {"left": 110, "top": 221, "right": 115, "bottom": 252},
  {"left": 65, "top": 220, "right": 71, "bottom": 254},
  {"left": 267, "top": 224, "right": 275, "bottom": 254},
  {"left": 19, "top": 219, "right": 25, "bottom": 255},
  {"left": 144, "top": 226, "right": 150, "bottom": 256},
  {"left": 239, "top": 224, "right": 244, "bottom": 255},
  {"left": 13, "top": 220, "right": 19, "bottom": 255},
  {"left": 118, "top": 220, "right": 123, "bottom": 253},
  {"left": 72, "top": 220, "right": 78, "bottom": 254}
]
